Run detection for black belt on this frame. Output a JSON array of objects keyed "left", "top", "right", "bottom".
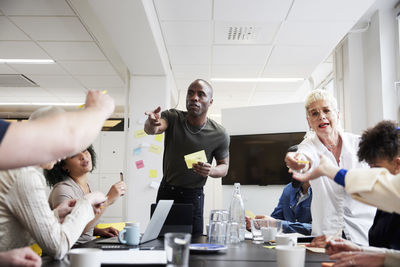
[{"left": 160, "top": 181, "right": 203, "bottom": 193}]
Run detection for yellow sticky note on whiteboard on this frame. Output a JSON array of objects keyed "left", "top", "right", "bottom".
[
  {"left": 134, "top": 129, "right": 147, "bottom": 138},
  {"left": 154, "top": 134, "right": 163, "bottom": 142},
  {"left": 149, "top": 144, "right": 162, "bottom": 154},
  {"left": 184, "top": 150, "right": 207, "bottom": 169},
  {"left": 149, "top": 169, "right": 158, "bottom": 178}
]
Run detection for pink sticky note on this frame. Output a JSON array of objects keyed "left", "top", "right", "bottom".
[{"left": 135, "top": 160, "right": 144, "bottom": 169}]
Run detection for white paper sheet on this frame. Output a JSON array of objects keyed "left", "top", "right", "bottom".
[{"left": 101, "top": 250, "right": 166, "bottom": 264}]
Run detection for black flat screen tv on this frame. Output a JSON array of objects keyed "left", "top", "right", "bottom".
[{"left": 222, "top": 132, "right": 306, "bottom": 186}]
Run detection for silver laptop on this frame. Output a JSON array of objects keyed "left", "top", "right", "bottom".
[{"left": 97, "top": 200, "right": 173, "bottom": 245}]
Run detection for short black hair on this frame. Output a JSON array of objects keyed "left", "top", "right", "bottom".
[
  {"left": 358, "top": 120, "right": 399, "bottom": 164},
  {"left": 44, "top": 145, "right": 97, "bottom": 187}
]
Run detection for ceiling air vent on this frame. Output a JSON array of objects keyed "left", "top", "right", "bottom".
[
  {"left": 227, "top": 26, "right": 259, "bottom": 41},
  {"left": 0, "top": 74, "right": 38, "bottom": 87}
]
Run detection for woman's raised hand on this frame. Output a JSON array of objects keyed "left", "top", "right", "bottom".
[{"left": 106, "top": 181, "right": 126, "bottom": 205}]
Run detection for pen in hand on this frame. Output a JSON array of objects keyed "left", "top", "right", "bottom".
[{"left": 325, "top": 228, "right": 342, "bottom": 249}]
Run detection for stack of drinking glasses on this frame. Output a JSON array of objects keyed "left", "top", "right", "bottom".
[{"left": 208, "top": 209, "right": 229, "bottom": 245}]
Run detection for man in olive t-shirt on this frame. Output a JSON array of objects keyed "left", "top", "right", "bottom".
[{"left": 144, "top": 79, "right": 230, "bottom": 235}]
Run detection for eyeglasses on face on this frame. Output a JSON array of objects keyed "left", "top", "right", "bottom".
[{"left": 307, "top": 107, "right": 334, "bottom": 120}]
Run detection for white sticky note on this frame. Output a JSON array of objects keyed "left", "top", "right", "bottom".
[{"left": 149, "top": 181, "right": 160, "bottom": 189}]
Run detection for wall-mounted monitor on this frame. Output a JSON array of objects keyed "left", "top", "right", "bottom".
[{"left": 222, "top": 132, "right": 306, "bottom": 186}]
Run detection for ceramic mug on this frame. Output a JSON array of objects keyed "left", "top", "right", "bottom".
[
  {"left": 118, "top": 223, "right": 140, "bottom": 246},
  {"left": 67, "top": 248, "right": 102, "bottom": 267}
]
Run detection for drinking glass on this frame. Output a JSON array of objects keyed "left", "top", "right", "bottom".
[
  {"left": 164, "top": 232, "right": 191, "bottom": 267},
  {"left": 227, "top": 221, "right": 240, "bottom": 246},
  {"left": 250, "top": 219, "right": 269, "bottom": 243}
]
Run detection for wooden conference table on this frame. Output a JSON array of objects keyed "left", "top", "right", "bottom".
[{"left": 42, "top": 235, "right": 332, "bottom": 267}]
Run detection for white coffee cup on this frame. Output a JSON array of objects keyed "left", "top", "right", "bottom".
[
  {"left": 67, "top": 248, "right": 102, "bottom": 267},
  {"left": 261, "top": 227, "right": 277, "bottom": 242},
  {"left": 276, "top": 245, "right": 305, "bottom": 267},
  {"left": 275, "top": 235, "right": 297, "bottom": 246}
]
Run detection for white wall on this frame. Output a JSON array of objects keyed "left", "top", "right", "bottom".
[
  {"left": 88, "top": 132, "right": 126, "bottom": 223},
  {"left": 126, "top": 75, "right": 170, "bottom": 232},
  {"left": 337, "top": 8, "right": 399, "bottom": 134},
  {"left": 221, "top": 102, "right": 308, "bottom": 216}
]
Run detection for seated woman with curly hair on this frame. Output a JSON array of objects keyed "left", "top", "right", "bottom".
[{"left": 45, "top": 145, "right": 126, "bottom": 244}]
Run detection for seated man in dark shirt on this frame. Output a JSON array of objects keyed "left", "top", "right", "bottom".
[
  {"left": 357, "top": 120, "right": 400, "bottom": 250},
  {"left": 246, "top": 145, "right": 312, "bottom": 235}
]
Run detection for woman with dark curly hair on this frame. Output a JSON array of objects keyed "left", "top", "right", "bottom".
[
  {"left": 357, "top": 121, "right": 400, "bottom": 251},
  {"left": 45, "top": 145, "right": 126, "bottom": 244}
]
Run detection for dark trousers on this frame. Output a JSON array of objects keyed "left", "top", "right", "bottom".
[{"left": 156, "top": 182, "right": 204, "bottom": 236}]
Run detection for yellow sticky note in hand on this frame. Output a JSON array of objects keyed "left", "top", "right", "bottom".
[
  {"left": 245, "top": 210, "right": 255, "bottom": 219},
  {"left": 184, "top": 150, "right": 207, "bottom": 169}
]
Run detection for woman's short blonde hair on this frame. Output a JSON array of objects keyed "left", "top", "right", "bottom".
[{"left": 305, "top": 89, "right": 338, "bottom": 112}]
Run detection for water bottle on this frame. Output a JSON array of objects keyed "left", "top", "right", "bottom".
[{"left": 229, "top": 183, "right": 245, "bottom": 241}]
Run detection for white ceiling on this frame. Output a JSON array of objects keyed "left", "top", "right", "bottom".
[
  {"left": 0, "top": 0, "right": 385, "bottom": 118},
  {"left": 0, "top": 0, "right": 125, "bottom": 117},
  {"left": 154, "top": 0, "right": 377, "bottom": 116}
]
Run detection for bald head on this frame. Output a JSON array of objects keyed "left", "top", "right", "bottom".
[
  {"left": 186, "top": 79, "right": 213, "bottom": 117},
  {"left": 189, "top": 79, "right": 213, "bottom": 98}
]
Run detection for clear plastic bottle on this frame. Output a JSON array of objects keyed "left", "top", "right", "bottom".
[{"left": 229, "top": 183, "right": 246, "bottom": 241}]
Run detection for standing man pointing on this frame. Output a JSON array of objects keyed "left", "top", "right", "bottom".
[{"left": 144, "top": 79, "right": 230, "bottom": 235}]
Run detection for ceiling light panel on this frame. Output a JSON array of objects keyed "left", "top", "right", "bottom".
[
  {"left": 8, "top": 63, "right": 67, "bottom": 75},
  {"left": 39, "top": 42, "right": 106, "bottom": 61},
  {"left": 10, "top": 17, "right": 92, "bottom": 41},
  {"left": 59, "top": 61, "right": 118, "bottom": 76},
  {"left": 214, "top": 0, "right": 292, "bottom": 22},
  {"left": 0, "top": 41, "right": 50, "bottom": 59},
  {"left": 161, "top": 21, "right": 212, "bottom": 45},
  {"left": 0, "top": 0, "right": 74, "bottom": 16},
  {"left": 154, "top": 0, "right": 212, "bottom": 20},
  {"left": 212, "top": 45, "right": 271, "bottom": 65},
  {"left": 277, "top": 21, "right": 354, "bottom": 46},
  {"left": 214, "top": 22, "right": 279, "bottom": 44},
  {"left": 0, "top": 17, "right": 29, "bottom": 40},
  {"left": 167, "top": 46, "right": 211, "bottom": 65},
  {"left": 287, "top": 0, "right": 376, "bottom": 21}
]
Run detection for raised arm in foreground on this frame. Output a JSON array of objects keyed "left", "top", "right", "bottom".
[{"left": 0, "top": 90, "right": 114, "bottom": 169}]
